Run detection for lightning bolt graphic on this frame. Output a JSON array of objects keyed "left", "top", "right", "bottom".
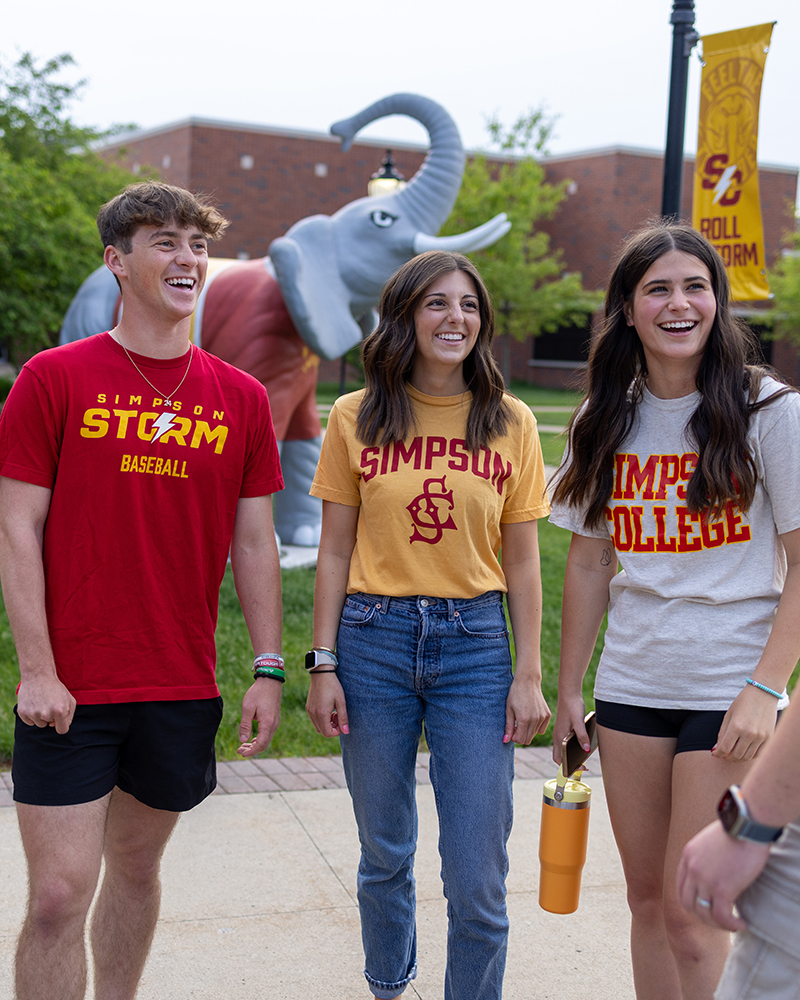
[
  {"left": 712, "top": 164, "right": 738, "bottom": 206},
  {"left": 151, "top": 412, "right": 177, "bottom": 443}
]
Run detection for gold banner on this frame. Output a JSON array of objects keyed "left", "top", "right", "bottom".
[{"left": 692, "top": 23, "right": 774, "bottom": 301}]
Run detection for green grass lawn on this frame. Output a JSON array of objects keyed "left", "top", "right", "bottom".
[
  {"left": 507, "top": 382, "right": 582, "bottom": 410},
  {"left": 538, "top": 431, "right": 567, "bottom": 468},
  {"left": 215, "top": 522, "right": 601, "bottom": 759},
  {"left": 317, "top": 382, "right": 580, "bottom": 460},
  {"left": 3, "top": 379, "right": 797, "bottom": 766},
  {"left": 0, "top": 379, "right": 589, "bottom": 766},
  {"left": 317, "top": 380, "right": 582, "bottom": 412},
  {"left": 216, "top": 518, "right": 597, "bottom": 760},
  {"left": 0, "top": 519, "right": 596, "bottom": 765}
]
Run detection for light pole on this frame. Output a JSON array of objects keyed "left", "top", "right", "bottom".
[
  {"left": 661, "top": 0, "right": 699, "bottom": 219},
  {"left": 339, "top": 151, "right": 408, "bottom": 395},
  {"left": 368, "top": 150, "right": 406, "bottom": 197}
]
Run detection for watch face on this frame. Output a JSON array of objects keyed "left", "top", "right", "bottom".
[
  {"left": 718, "top": 788, "right": 739, "bottom": 833},
  {"left": 305, "top": 651, "right": 317, "bottom": 671},
  {"left": 717, "top": 786, "right": 783, "bottom": 842}
]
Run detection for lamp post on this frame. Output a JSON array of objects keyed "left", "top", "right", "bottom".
[
  {"left": 339, "top": 151, "right": 408, "bottom": 395},
  {"left": 661, "top": 0, "right": 700, "bottom": 219},
  {"left": 368, "top": 150, "right": 406, "bottom": 197}
]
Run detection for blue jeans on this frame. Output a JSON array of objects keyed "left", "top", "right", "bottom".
[{"left": 337, "top": 592, "right": 515, "bottom": 1000}]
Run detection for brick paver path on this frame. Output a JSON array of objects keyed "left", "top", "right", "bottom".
[{"left": 0, "top": 746, "right": 602, "bottom": 807}]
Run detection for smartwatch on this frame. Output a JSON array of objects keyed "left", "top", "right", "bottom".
[
  {"left": 305, "top": 648, "right": 338, "bottom": 671},
  {"left": 717, "top": 785, "right": 784, "bottom": 844}
]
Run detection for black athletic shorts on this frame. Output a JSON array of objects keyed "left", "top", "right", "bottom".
[
  {"left": 595, "top": 698, "right": 726, "bottom": 754},
  {"left": 12, "top": 697, "right": 223, "bottom": 810}
]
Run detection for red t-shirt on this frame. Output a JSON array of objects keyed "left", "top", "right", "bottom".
[{"left": 0, "top": 333, "right": 284, "bottom": 704}]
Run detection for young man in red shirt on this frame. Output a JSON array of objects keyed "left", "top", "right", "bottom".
[{"left": 0, "top": 182, "right": 285, "bottom": 1000}]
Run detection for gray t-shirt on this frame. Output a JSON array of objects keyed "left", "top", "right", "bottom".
[
  {"left": 550, "top": 379, "right": 800, "bottom": 710},
  {"left": 737, "top": 819, "right": 800, "bottom": 958}
]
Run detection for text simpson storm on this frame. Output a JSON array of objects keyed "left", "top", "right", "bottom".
[{"left": 80, "top": 404, "right": 228, "bottom": 453}]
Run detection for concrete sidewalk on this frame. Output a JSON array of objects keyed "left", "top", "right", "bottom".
[{"left": 0, "top": 749, "right": 634, "bottom": 999}]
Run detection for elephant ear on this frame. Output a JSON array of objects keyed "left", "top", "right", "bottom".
[
  {"left": 269, "top": 217, "right": 364, "bottom": 362},
  {"left": 60, "top": 264, "right": 120, "bottom": 344}
]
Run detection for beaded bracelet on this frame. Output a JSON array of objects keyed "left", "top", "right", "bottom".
[
  {"left": 745, "top": 677, "right": 782, "bottom": 699},
  {"left": 254, "top": 665, "right": 286, "bottom": 683}
]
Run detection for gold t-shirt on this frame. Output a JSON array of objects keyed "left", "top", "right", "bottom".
[{"left": 311, "top": 386, "right": 550, "bottom": 598}]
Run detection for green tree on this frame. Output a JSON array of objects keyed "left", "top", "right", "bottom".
[
  {"left": 441, "top": 110, "right": 601, "bottom": 377},
  {"left": 0, "top": 52, "right": 138, "bottom": 362},
  {"left": 766, "top": 230, "right": 800, "bottom": 344}
]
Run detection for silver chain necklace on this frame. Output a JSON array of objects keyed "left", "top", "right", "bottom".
[{"left": 120, "top": 340, "right": 194, "bottom": 407}]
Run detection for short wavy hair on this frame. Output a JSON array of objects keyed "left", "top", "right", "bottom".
[{"left": 97, "top": 181, "right": 228, "bottom": 252}]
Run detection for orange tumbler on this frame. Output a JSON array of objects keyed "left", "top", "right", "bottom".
[{"left": 538, "top": 768, "right": 591, "bottom": 914}]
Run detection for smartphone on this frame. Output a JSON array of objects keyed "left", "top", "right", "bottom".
[{"left": 561, "top": 711, "right": 598, "bottom": 777}]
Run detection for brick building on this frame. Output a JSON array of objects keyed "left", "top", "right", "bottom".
[
  {"left": 101, "top": 118, "right": 427, "bottom": 260},
  {"left": 100, "top": 118, "right": 799, "bottom": 385},
  {"left": 536, "top": 147, "right": 799, "bottom": 386}
]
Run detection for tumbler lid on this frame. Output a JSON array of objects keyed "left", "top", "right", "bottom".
[{"left": 543, "top": 774, "right": 591, "bottom": 807}]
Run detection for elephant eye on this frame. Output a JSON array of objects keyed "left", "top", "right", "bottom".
[{"left": 370, "top": 209, "right": 397, "bottom": 229}]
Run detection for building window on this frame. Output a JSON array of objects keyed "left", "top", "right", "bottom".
[
  {"left": 533, "top": 320, "right": 593, "bottom": 364},
  {"left": 162, "top": 154, "right": 171, "bottom": 169},
  {"left": 314, "top": 163, "right": 328, "bottom": 177},
  {"left": 237, "top": 251, "right": 250, "bottom": 260},
  {"left": 240, "top": 154, "right": 254, "bottom": 170},
  {"left": 132, "top": 163, "right": 141, "bottom": 175}
]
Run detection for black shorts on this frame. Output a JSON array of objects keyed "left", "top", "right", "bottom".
[
  {"left": 12, "top": 697, "right": 223, "bottom": 810},
  {"left": 595, "top": 698, "right": 726, "bottom": 754}
]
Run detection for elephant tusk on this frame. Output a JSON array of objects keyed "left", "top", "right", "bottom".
[
  {"left": 456, "top": 218, "right": 513, "bottom": 252},
  {"left": 413, "top": 213, "right": 511, "bottom": 255}
]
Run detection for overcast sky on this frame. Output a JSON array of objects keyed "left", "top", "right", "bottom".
[{"left": 3, "top": 0, "right": 799, "bottom": 178}]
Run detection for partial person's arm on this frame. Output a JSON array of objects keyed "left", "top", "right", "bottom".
[
  {"left": 231, "top": 494, "right": 283, "bottom": 756},
  {"left": 0, "top": 476, "right": 76, "bottom": 733},
  {"left": 305, "top": 500, "right": 358, "bottom": 738},
  {"left": 553, "top": 532, "right": 617, "bottom": 763},
  {"left": 501, "top": 519, "right": 551, "bottom": 744},
  {"left": 714, "top": 525, "right": 800, "bottom": 762},
  {"left": 678, "top": 692, "right": 800, "bottom": 931}
]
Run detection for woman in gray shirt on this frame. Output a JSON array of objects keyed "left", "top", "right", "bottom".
[{"left": 549, "top": 221, "right": 800, "bottom": 1000}]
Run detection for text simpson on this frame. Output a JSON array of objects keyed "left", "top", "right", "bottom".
[{"left": 361, "top": 436, "right": 512, "bottom": 495}]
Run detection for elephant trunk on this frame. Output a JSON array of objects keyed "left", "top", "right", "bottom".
[{"left": 330, "top": 93, "right": 464, "bottom": 236}]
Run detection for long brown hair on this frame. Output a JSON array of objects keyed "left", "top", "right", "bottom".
[
  {"left": 552, "top": 221, "right": 792, "bottom": 527},
  {"left": 356, "top": 251, "right": 514, "bottom": 451}
]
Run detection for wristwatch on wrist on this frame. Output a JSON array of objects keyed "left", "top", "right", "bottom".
[
  {"left": 717, "top": 785, "right": 784, "bottom": 844},
  {"left": 305, "top": 647, "right": 338, "bottom": 671}
]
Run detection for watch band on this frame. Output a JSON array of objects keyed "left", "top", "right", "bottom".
[
  {"left": 305, "top": 648, "right": 338, "bottom": 671},
  {"left": 717, "top": 785, "right": 784, "bottom": 844}
]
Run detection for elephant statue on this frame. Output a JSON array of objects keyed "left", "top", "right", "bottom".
[{"left": 60, "top": 93, "right": 511, "bottom": 547}]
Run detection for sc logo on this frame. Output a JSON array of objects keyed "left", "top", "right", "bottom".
[{"left": 702, "top": 154, "right": 741, "bottom": 207}]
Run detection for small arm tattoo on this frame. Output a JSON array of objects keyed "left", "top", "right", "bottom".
[{"left": 600, "top": 547, "right": 612, "bottom": 566}]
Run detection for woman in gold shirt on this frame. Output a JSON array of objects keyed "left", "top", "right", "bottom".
[{"left": 306, "top": 251, "right": 551, "bottom": 1000}]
